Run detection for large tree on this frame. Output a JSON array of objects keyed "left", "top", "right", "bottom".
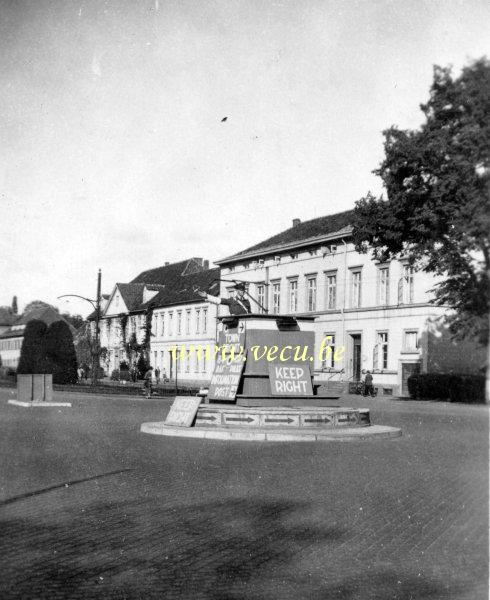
[
  {"left": 352, "top": 58, "right": 490, "bottom": 398},
  {"left": 17, "top": 320, "right": 48, "bottom": 374}
]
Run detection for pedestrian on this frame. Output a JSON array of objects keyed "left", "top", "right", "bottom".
[
  {"left": 363, "top": 370, "right": 375, "bottom": 397},
  {"left": 143, "top": 367, "right": 154, "bottom": 399},
  {"left": 162, "top": 369, "right": 168, "bottom": 383},
  {"left": 155, "top": 366, "right": 160, "bottom": 385},
  {"left": 77, "top": 367, "right": 84, "bottom": 383},
  {"left": 130, "top": 364, "right": 137, "bottom": 383}
]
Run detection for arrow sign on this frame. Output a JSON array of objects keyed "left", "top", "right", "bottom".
[
  {"left": 196, "top": 415, "right": 217, "bottom": 422},
  {"left": 264, "top": 417, "right": 295, "bottom": 424},
  {"left": 225, "top": 416, "right": 256, "bottom": 423},
  {"left": 304, "top": 417, "right": 332, "bottom": 424}
]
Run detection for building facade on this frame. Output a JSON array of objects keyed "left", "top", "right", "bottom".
[
  {"left": 215, "top": 210, "right": 452, "bottom": 396},
  {"left": 92, "top": 258, "right": 220, "bottom": 385}
]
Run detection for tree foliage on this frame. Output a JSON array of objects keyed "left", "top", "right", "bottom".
[
  {"left": 17, "top": 320, "right": 48, "bottom": 374},
  {"left": 353, "top": 58, "right": 490, "bottom": 344},
  {"left": 45, "top": 321, "right": 78, "bottom": 384}
]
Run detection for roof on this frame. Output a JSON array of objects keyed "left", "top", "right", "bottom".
[
  {"left": 131, "top": 257, "right": 207, "bottom": 285},
  {"left": 87, "top": 259, "right": 220, "bottom": 320},
  {"left": 216, "top": 209, "right": 354, "bottom": 264},
  {"left": 0, "top": 307, "right": 16, "bottom": 327},
  {"left": 0, "top": 305, "right": 76, "bottom": 339},
  {"left": 139, "top": 268, "right": 220, "bottom": 310}
]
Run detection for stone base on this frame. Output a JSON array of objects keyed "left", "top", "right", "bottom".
[
  {"left": 140, "top": 421, "right": 402, "bottom": 442},
  {"left": 196, "top": 405, "right": 370, "bottom": 429},
  {"left": 8, "top": 400, "right": 72, "bottom": 408}
]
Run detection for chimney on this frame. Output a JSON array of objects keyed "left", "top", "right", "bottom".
[
  {"left": 203, "top": 260, "right": 209, "bottom": 270},
  {"left": 292, "top": 218, "right": 301, "bottom": 227}
]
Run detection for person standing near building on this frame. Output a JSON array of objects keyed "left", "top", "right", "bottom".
[
  {"left": 143, "top": 366, "right": 154, "bottom": 399},
  {"left": 363, "top": 371, "right": 375, "bottom": 397},
  {"left": 154, "top": 366, "right": 160, "bottom": 385}
]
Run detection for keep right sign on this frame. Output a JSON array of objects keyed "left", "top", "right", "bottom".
[{"left": 268, "top": 360, "right": 313, "bottom": 396}]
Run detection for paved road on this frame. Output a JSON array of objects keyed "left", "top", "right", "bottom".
[{"left": 0, "top": 387, "right": 488, "bottom": 599}]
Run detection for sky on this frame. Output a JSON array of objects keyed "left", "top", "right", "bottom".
[{"left": 1, "top": 0, "right": 489, "bottom": 317}]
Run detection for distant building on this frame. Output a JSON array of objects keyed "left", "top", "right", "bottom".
[
  {"left": 0, "top": 305, "right": 75, "bottom": 369},
  {"left": 0, "top": 307, "right": 16, "bottom": 337},
  {"left": 90, "top": 258, "right": 220, "bottom": 385},
  {"left": 215, "top": 210, "right": 479, "bottom": 396}
]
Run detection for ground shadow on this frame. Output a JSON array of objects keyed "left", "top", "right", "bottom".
[{"left": 0, "top": 495, "right": 471, "bottom": 600}]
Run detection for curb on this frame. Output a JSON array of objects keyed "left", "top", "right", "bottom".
[
  {"left": 140, "top": 422, "right": 402, "bottom": 442},
  {"left": 8, "top": 400, "right": 72, "bottom": 408}
]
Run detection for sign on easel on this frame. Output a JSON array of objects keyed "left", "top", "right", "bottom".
[
  {"left": 165, "top": 396, "right": 202, "bottom": 427},
  {"left": 269, "top": 360, "right": 313, "bottom": 396}
]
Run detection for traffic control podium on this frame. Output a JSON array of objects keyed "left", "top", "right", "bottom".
[{"left": 206, "top": 313, "right": 339, "bottom": 407}]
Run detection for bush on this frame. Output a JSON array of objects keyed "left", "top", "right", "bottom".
[
  {"left": 119, "top": 360, "right": 129, "bottom": 371},
  {"left": 45, "top": 321, "right": 78, "bottom": 384},
  {"left": 17, "top": 320, "right": 48, "bottom": 374},
  {"left": 111, "top": 369, "right": 131, "bottom": 381},
  {"left": 407, "top": 373, "right": 485, "bottom": 404},
  {"left": 137, "top": 354, "right": 149, "bottom": 379}
]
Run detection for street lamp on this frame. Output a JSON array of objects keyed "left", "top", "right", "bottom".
[{"left": 58, "top": 269, "right": 102, "bottom": 386}]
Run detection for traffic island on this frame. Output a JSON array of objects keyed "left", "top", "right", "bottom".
[
  {"left": 8, "top": 399, "right": 72, "bottom": 408},
  {"left": 141, "top": 403, "right": 401, "bottom": 442},
  {"left": 140, "top": 313, "right": 401, "bottom": 443}
]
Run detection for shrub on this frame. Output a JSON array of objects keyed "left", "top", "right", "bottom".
[
  {"left": 137, "top": 354, "right": 149, "bottom": 379},
  {"left": 17, "top": 320, "right": 48, "bottom": 374},
  {"left": 119, "top": 360, "right": 129, "bottom": 371},
  {"left": 45, "top": 321, "right": 78, "bottom": 384},
  {"left": 111, "top": 369, "right": 120, "bottom": 381},
  {"left": 407, "top": 373, "right": 485, "bottom": 404}
]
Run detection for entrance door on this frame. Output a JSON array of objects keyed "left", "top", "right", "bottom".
[
  {"left": 401, "top": 362, "right": 420, "bottom": 396},
  {"left": 351, "top": 334, "right": 362, "bottom": 381}
]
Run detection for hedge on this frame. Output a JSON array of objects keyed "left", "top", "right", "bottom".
[{"left": 407, "top": 373, "right": 485, "bottom": 404}]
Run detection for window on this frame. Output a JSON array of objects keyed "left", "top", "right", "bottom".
[
  {"left": 401, "top": 265, "right": 415, "bottom": 304},
  {"left": 154, "top": 351, "right": 157, "bottom": 367},
  {"left": 185, "top": 310, "right": 191, "bottom": 335},
  {"left": 256, "top": 284, "right": 265, "bottom": 313},
  {"left": 326, "top": 273, "right": 337, "bottom": 309},
  {"left": 195, "top": 309, "right": 201, "bottom": 334},
  {"left": 377, "top": 332, "right": 388, "bottom": 369},
  {"left": 288, "top": 279, "right": 298, "bottom": 313},
  {"left": 177, "top": 311, "right": 182, "bottom": 335},
  {"left": 322, "top": 334, "right": 335, "bottom": 369},
  {"left": 160, "top": 351, "right": 164, "bottom": 369},
  {"left": 161, "top": 313, "right": 165, "bottom": 337},
  {"left": 202, "top": 353, "right": 207, "bottom": 373},
  {"left": 185, "top": 348, "right": 190, "bottom": 372},
  {"left": 307, "top": 276, "right": 317, "bottom": 312},
  {"left": 272, "top": 282, "right": 281, "bottom": 314},
  {"left": 202, "top": 308, "right": 208, "bottom": 333},
  {"left": 168, "top": 312, "right": 173, "bottom": 336},
  {"left": 350, "top": 270, "right": 362, "bottom": 308},
  {"left": 378, "top": 267, "right": 390, "bottom": 305},
  {"left": 404, "top": 330, "right": 419, "bottom": 351}
]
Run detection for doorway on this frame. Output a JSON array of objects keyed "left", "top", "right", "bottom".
[
  {"left": 350, "top": 334, "right": 362, "bottom": 381},
  {"left": 401, "top": 362, "right": 420, "bottom": 396}
]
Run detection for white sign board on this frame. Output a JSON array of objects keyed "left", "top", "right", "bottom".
[{"left": 164, "top": 396, "right": 202, "bottom": 427}]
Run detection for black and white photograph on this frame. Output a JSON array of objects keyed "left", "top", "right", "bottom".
[{"left": 0, "top": 1, "right": 488, "bottom": 598}]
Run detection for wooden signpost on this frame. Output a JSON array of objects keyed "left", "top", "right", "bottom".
[{"left": 268, "top": 360, "right": 313, "bottom": 396}]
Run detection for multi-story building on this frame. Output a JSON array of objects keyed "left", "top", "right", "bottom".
[
  {"left": 214, "top": 209, "right": 467, "bottom": 396},
  {"left": 92, "top": 258, "right": 220, "bottom": 385}
]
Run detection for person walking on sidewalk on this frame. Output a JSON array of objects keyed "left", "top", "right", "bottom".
[{"left": 143, "top": 367, "right": 154, "bottom": 399}]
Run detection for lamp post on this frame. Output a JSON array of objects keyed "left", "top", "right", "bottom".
[{"left": 58, "top": 269, "right": 102, "bottom": 386}]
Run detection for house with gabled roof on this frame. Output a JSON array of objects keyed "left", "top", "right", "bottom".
[
  {"left": 215, "top": 209, "right": 468, "bottom": 396},
  {"left": 91, "top": 258, "right": 220, "bottom": 384}
]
